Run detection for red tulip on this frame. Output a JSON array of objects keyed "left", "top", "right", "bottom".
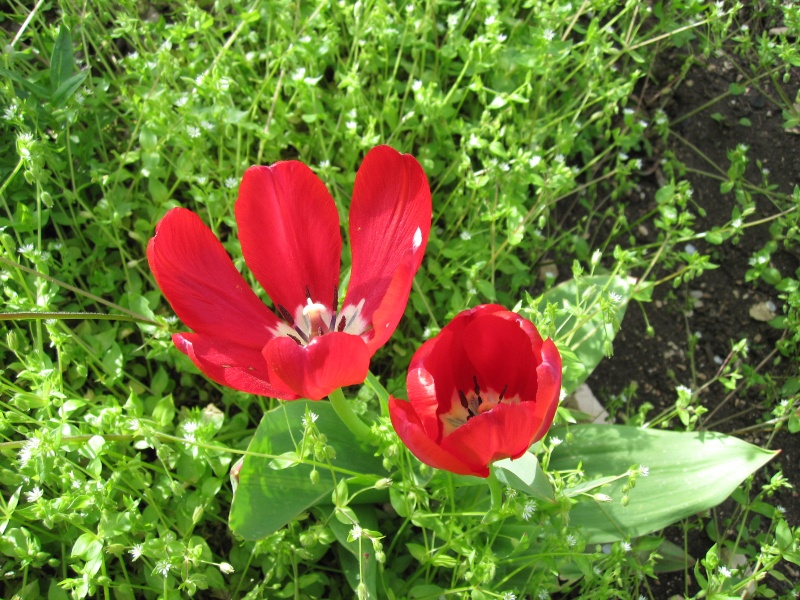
[
  {"left": 147, "top": 146, "right": 431, "bottom": 400},
  {"left": 389, "top": 305, "right": 562, "bottom": 477}
]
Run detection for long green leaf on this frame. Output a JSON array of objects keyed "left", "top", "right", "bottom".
[
  {"left": 50, "top": 26, "right": 74, "bottom": 93},
  {"left": 550, "top": 424, "right": 778, "bottom": 543},
  {"left": 534, "top": 274, "right": 638, "bottom": 394},
  {"left": 229, "top": 400, "right": 385, "bottom": 540}
]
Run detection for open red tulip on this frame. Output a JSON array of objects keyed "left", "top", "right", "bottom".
[
  {"left": 147, "top": 145, "right": 431, "bottom": 400},
  {"left": 389, "top": 305, "right": 562, "bottom": 478}
]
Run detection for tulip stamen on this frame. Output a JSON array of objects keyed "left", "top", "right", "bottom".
[
  {"left": 499, "top": 384, "right": 508, "bottom": 401},
  {"left": 288, "top": 334, "right": 303, "bottom": 345},
  {"left": 293, "top": 326, "right": 310, "bottom": 343},
  {"left": 337, "top": 315, "right": 347, "bottom": 332},
  {"left": 277, "top": 304, "right": 295, "bottom": 325}
]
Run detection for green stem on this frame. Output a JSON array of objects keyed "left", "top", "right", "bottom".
[
  {"left": 487, "top": 466, "right": 503, "bottom": 511},
  {"left": 328, "top": 388, "right": 372, "bottom": 442}
]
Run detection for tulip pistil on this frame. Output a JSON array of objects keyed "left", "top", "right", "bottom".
[{"left": 442, "top": 377, "right": 517, "bottom": 436}]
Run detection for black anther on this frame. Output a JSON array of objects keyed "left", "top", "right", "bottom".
[
  {"left": 277, "top": 304, "right": 294, "bottom": 325},
  {"left": 337, "top": 315, "right": 347, "bottom": 332},
  {"left": 288, "top": 334, "right": 303, "bottom": 346},
  {"left": 473, "top": 376, "right": 480, "bottom": 396},
  {"left": 293, "top": 326, "right": 309, "bottom": 343},
  {"left": 499, "top": 384, "right": 508, "bottom": 401},
  {"left": 305, "top": 285, "right": 312, "bottom": 300}
]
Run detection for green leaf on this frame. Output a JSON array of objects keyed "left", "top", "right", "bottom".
[
  {"left": 494, "top": 452, "right": 554, "bottom": 503},
  {"left": 534, "top": 275, "right": 637, "bottom": 394},
  {"left": 51, "top": 71, "right": 87, "bottom": 107},
  {"left": 0, "top": 67, "right": 50, "bottom": 100},
  {"left": 50, "top": 26, "right": 75, "bottom": 93},
  {"left": 550, "top": 424, "right": 777, "bottom": 543},
  {"left": 229, "top": 401, "right": 384, "bottom": 540}
]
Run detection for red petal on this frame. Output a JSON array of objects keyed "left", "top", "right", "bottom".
[
  {"left": 235, "top": 162, "right": 342, "bottom": 315},
  {"left": 147, "top": 208, "right": 279, "bottom": 347},
  {"left": 363, "top": 250, "right": 415, "bottom": 355},
  {"left": 344, "top": 146, "right": 431, "bottom": 324},
  {"left": 529, "top": 338, "right": 562, "bottom": 443},
  {"left": 389, "top": 397, "right": 486, "bottom": 477},
  {"left": 406, "top": 334, "right": 454, "bottom": 441},
  {"left": 441, "top": 401, "right": 542, "bottom": 470},
  {"left": 263, "top": 333, "right": 370, "bottom": 400},
  {"left": 174, "top": 333, "right": 299, "bottom": 399},
  {"left": 462, "top": 313, "right": 536, "bottom": 399}
]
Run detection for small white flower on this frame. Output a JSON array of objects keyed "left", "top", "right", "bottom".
[
  {"left": 320, "top": 159, "right": 330, "bottom": 168},
  {"left": 195, "top": 74, "right": 205, "bottom": 86},
  {"left": 566, "top": 534, "right": 577, "bottom": 547},
  {"left": 218, "top": 78, "right": 230, "bottom": 92},
  {"left": 350, "top": 524, "right": 363, "bottom": 539},
  {"left": 26, "top": 486, "right": 43, "bottom": 503},
  {"left": 543, "top": 29, "right": 555, "bottom": 41},
  {"left": 719, "top": 566, "right": 731, "bottom": 578},
  {"left": 224, "top": 177, "right": 238, "bottom": 189},
  {"left": 502, "top": 593, "right": 516, "bottom": 600},
  {"left": 624, "top": 108, "right": 635, "bottom": 116},
  {"left": 187, "top": 126, "right": 201, "bottom": 139},
  {"left": 484, "top": 15, "right": 496, "bottom": 26},
  {"left": 621, "top": 541, "right": 631, "bottom": 552},
  {"left": 550, "top": 436, "right": 562, "bottom": 446},
  {"left": 684, "top": 243, "right": 697, "bottom": 255},
  {"left": 346, "top": 120, "right": 357, "bottom": 130},
  {"left": 500, "top": 162, "right": 510, "bottom": 172},
  {"left": 155, "top": 559, "right": 172, "bottom": 577},
  {"left": 196, "top": 176, "right": 208, "bottom": 186},
  {"left": 522, "top": 501, "right": 536, "bottom": 521},
  {"left": 529, "top": 155, "right": 542, "bottom": 168},
  {"left": 559, "top": 388, "right": 567, "bottom": 401},
  {"left": 201, "top": 121, "right": 214, "bottom": 131},
  {"left": 141, "top": 168, "right": 150, "bottom": 178},
  {"left": 554, "top": 154, "right": 565, "bottom": 163},
  {"left": 638, "top": 465, "right": 649, "bottom": 477},
  {"left": 638, "top": 120, "right": 648, "bottom": 129},
  {"left": 447, "top": 14, "right": 459, "bottom": 28},
  {"left": 633, "top": 159, "right": 643, "bottom": 170},
  {"left": 731, "top": 218, "right": 742, "bottom": 229},
  {"left": 19, "top": 438, "right": 40, "bottom": 468},
  {"left": 302, "top": 412, "right": 319, "bottom": 428},
  {"left": 183, "top": 421, "right": 199, "bottom": 434},
  {"left": 460, "top": 230, "right": 472, "bottom": 241},
  {"left": 538, "top": 591, "right": 550, "bottom": 600},
  {"left": 18, "top": 244, "right": 34, "bottom": 254},
  {"left": 609, "top": 291, "right": 622, "bottom": 303},
  {"left": 175, "top": 95, "right": 189, "bottom": 107},
  {"left": 412, "top": 80, "right": 422, "bottom": 92},
  {"left": 591, "top": 249, "right": 602, "bottom": 266},
  {"left": 292, "top": 67, "right": 306, "bottom": 81},
  {"left": 130, "top": 544, "right": 143, "bottom": 561},
  {"left": 777, "top": 505, "right": 786, "bottom": 514}
]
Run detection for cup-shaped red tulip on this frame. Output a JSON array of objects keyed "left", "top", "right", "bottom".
[
  {"left": 389, "top": 305, "right": 562, "bottom": 477},
  {"left": 147, "top": 145, "right": 431, "bottom": 400}
]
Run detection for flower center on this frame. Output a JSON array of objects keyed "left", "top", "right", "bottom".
[
  {"left": 269, "top": 285, "right": 369, "bottom": 346},
  {"left": 440, "top": 376, "right": 517, "bottom": 436}
]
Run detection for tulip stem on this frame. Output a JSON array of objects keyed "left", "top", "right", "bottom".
[
  {"left": 329, "top": 388, "right": 373, "bottom": 442},
  {"left": 487, "top": 467, "right": 503, "bottom": 511}
]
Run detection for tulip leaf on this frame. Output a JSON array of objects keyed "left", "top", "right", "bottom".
[
  {"left": 535, "top": 274, "right": 639, "bottom": 394},
  {"left": 549, "top": 424, "right": 778, "bottom": 543},
  {"left": 494, "top": 452, "right": 554, "bottom": 504},
  {"left": 229, "top": 401, "right": 385, "bottom": 540}
]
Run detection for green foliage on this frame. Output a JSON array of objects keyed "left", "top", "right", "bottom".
[{"left": 1, "top": 0, "right": 798, "bottom": 598}]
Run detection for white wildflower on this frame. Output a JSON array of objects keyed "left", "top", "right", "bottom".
[
  {"left": 522, "top": 501, "right": 536, "bottom": 521},
  {"left": 543, "top": 29, "right": 555, "bottom": 41},
  {"left": 18, "top": 437, "right": 40, "bottom": 467},
  {"left": 18, "top": 244, "right": 34, "bottom": 254},
  {"left": 219, "top": 562, "right": 235, "bottom": 574},
  {"left": 187, "top": 126, "right": 201, "bottom": 139},
  {"left": 529, "top": 155, "right": 542, "bottom": 168},
  {"left": 566, "top": 534, "right": 577, "bottom": 547},
  {"left": 719, "top": 566, "right": 731, "bottom": 578},
  {"left": 502, "top": 593, "right": 516, "bottom": 600},
  {"left": 302, "top": 412, "right": 319, "bottom": 428},
  {"left": 621, "top": 541, "right": 631, "bottom": 552},
  {"left": 155, "top": 559, "right": 172, "bottom": 577},
  {"left": 130, "top": 544, "right": 143, "bottom": 561},
  {"left": 224, "top": 177, "right": 238, "bottom": 189},
  {"left": 609, "top": 291, "right": 622, "bottom": 303},
  {"left": 26, "top": 486, "right": 43, "bottom": 503},
  {"left": 412, "top": 80, "right": 422, "bottom": 92},
  {"left": 350, "top": 524, "right": 363, "bottom": 539},
  {"left": 460, "top": 230, "right": 472, "bottom": 241},
  {"left": 550, "top": 436, "right": 562, "bottom": 446},
  {"left": 638, "top": 465, "right": 649, "bottom": 477}
]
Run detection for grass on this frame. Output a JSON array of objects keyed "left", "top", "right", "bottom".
[{"left": 1, "top": 1, "right": 799, "bottom": 599}]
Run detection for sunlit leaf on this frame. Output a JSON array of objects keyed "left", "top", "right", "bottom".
[{"left": 550, "top": 424, "right": 778, "bottom": 543}]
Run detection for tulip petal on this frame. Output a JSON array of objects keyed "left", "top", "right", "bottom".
[
  {"left": 462, "top": 313, "right": 536, "bottom": 400},
  {"left": 345, "top": 146, "right": 431, "bottom": 326},
  {"left": 263, "top": 333, "right": 370, "bottom": 400},
  {"left": 441, "top": 401, "right": 542, "bottom": 471},
  {"left": 364, "top": 250, "right": 415, "bottom": 356},
  {"left": 389, "top": 397, "right": 486, "bottom": 477},
  {"left": 147, "top": 207, "right": 280, "bottom": 347},
  {"left": 174, "top": 333, "right": 299, "bottom": 399},
  {"left": 236, "top": 162, "right": 342, "bottom": 315},
  {"left": 528, "top": 338, "right": 563, "bottom": 442}
]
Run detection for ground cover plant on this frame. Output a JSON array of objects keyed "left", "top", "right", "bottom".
[{"left": 1, "top": 1, "right": 799, "bottom": 599}]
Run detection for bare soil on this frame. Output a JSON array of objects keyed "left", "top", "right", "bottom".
[{"left": 585, "top": 45, "right": 800, "bottom": 597}]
